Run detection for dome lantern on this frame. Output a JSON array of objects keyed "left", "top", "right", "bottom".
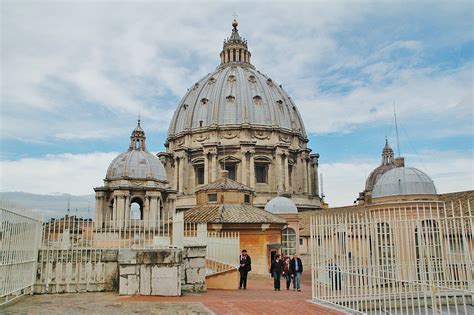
[
  {"left": 220, "top": 19, "right": 252, "bottom": 66},
  {"left": 129, "top": 118, "right": 146, "bottom": 151}
]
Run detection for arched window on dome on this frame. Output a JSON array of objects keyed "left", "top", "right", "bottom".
[
  {"left": 130, "top": 197, "right": 143, "bottom": 220},
  {"left": 281, "top": 228, "right": 297, "bottom": 256}
]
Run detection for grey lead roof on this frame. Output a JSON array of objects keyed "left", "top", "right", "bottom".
[
  {"left": 372, "top": 167, "right": 437, "bottom": 198},
  {"left": 106, "top": 122, "right": 167, "bottom": 181},
  {"left": 168, "top": 65, "right": 307, "bottom": 138}
]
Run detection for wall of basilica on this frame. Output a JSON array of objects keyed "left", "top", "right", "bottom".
[{"left": 159, "top": 127, "right": 321, "bottom": 211}]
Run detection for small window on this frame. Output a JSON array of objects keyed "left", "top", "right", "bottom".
[
  {"left": 299, "top": 237, "right": 304, "bottom": 246},
  {"left": 195, "top": 166, "right": 204, "bottom": 185},
  {"left": 244, "top": 194, "right": 250, "bottom": 204},
  {"left": 255, "top": 164, "right": 268, "bottom": 183},
  {"left": 208, "top": 194, "right": 217, "bottom": 202},
  {"left": 225, "top": 164, "right": 236, "bottom": 180}
]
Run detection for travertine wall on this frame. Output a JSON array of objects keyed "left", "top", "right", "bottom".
[{"left": 35, "top": 246, "right": 207, "bottom": 296}]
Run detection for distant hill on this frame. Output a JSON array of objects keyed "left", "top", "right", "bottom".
[{"left": 0, "top": 192, "right": 96, "bottom": 219}]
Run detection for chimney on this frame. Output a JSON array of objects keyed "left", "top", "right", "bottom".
[
  {"left": 394, "top": 157, "right": 405, "bottom": 167},
  {"left": 221, "top": 170, "right": 229, "bottom": 179}
]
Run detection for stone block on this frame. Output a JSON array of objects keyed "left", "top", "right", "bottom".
[
  {"left": 128, "top": 274, "right": 139, "bottom": 295},
  {"left": 184, "top": 246, "right": 206, "bottom": 258},
  {"left": 119, "top": 276, "right": 128, "bottom": 295},
  {"left": 120, "top": 265, "right": 136, "bottom": 276},
  {"left": 152, "top": 265, "right": 178, "bottom": 279},
  {"left": 101, "top": 250, "right": 118, "bottom": 262},
  {"left": 181, "top": 283, "right": 207, "bottom": 293},
  {"left": 185, "top": 267, "right": 206, "bottom": 284},
  {"left": 139, "top": 265, "right": 151, "bottom": 295},
  {"left": 118, "top": 249, "right": 136, "bottom": 264},
  {"left": 136, "top": 249, "right": 182, "bottom": 265},
  {"left": 186, "top": 257, "right": 205, "bottom": 269},
  {"left": 151, "top": 274, "right": 180, "bottom": 296}
]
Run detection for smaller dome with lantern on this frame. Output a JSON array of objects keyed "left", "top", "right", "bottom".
[{"left": 106, "top": 120, "right": 167, "bottom": 182}]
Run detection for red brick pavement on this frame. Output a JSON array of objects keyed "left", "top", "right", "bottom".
[{"left": 124, "top": 273, "right": 343, "bottom": 315}]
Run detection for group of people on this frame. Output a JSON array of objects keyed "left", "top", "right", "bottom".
[
  {"left": 238, "top": 249, "right": 303, "bottom": 292},
  {"left": 270, "top": 254, "right": 303, "bottom": 291}
]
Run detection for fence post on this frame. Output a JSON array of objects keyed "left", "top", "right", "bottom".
[
  {"left": 197, "top": 223, "right": 207, "bottom": 245},
  {"left": 172, "top": 211, "right": 184, "bottom": 248}
]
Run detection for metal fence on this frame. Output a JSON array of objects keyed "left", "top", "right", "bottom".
[
  {"left": 0, "top": 201, "right": 42, "bottom": 305},
  {"left": 41, "top": 216, "right": 173, "bottom": 250},
  {"left": 182, "top": 222, "right": 240, "bottom": 274},
  {"left": 310, "top": 200, "right": 473, "bottom": 314},
  {"left": 36, "top": 215, "right": 174, "bottom": 293}
]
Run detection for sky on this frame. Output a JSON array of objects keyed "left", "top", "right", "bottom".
[{"left": 1, "top": 1, "right": 473, "bottom": 207}]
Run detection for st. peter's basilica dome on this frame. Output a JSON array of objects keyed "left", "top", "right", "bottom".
[{"left": 167, "top": 19, "right": 307, "bottom": 140}]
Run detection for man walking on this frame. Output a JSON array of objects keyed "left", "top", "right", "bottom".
[
  {"left": 290, "top": 253, "right": 303, "bottom": 291},
  {"left": 239, "top": 249, "right": 251, "bottom": 289}
]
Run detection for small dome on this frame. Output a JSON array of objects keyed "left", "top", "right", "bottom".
[
  {"left": 106, "top": 150, "right": 166, "bottom": 181},
  {"left": 106, "top": 120, "right": 167, "bottom": 182},
  {"left": 372, "top": 167, "right": 437, "bottom": 198},
  {"left": 265, "top": 197, "right": 298, "bottom": 214}
]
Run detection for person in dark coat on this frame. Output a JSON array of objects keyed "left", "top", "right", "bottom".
[
  {"left": 290, "top": 253, "right": 303, "bottom": 291},
  {"left": 270, "top": 254, "right": 283, "bottom": 291},
  {"left": 238, "top": 249, "right": 251, "bottom": 289},
  {"left": 282, "top": 257, "right": 292, "bottom": 290}
]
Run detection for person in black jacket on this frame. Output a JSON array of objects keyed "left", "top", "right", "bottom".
[
  {"left": 290, "top": 253, "right": 303, "bottom": 291},
  {"left": 238, "top": 249, "right": 251, "bottom": 289},
  {"left": 270, "top": 254, "right": 283, "bottom": 291}
]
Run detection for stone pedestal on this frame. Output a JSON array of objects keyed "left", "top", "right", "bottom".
[{"left": 118, "top": 249, "right": 182, "bottom": 296}]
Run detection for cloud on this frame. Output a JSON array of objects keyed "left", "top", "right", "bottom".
[{"left": 0, "top": 152, "right": 118, "bottom": 195}]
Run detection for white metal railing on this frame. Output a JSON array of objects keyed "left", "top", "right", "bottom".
[
  {"left": 36, "top": 215, "right": 176, "bottom": 293},
  {"left": 0, "top": 200, "right": 42, "bottom": 305},
  {"left": 310, "top": 200, "right": 473, "bottom": 314},
  {"left": 206, "top": 230, "right": 240, "bottom": 274},
  {"left": 183, "top": 222, "right": 240, "bottom": 275},
  {"left": 40, "top": 216, "right": 173, "bottom": 250}
]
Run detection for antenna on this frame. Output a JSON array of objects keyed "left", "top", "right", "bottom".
[
  {"left": 67, "top": 194, "right": 70, "bottom": 216},
  {"left": 320, "top": 173, "right": 325, "bottom": 201},
  {"left": 393, "top": 102, "right": 401, "bottom": 156}
]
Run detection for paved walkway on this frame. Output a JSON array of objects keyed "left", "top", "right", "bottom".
[{"left": 2, "top": 274, "right": 342, "bottom": 315}]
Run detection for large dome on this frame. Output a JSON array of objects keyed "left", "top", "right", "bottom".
[
  {"left": 372, "top": 167, "right": 437, "bottom": 198},
  {"left": 106, "top": 121, "right": 167, "bottom": 182},
  {"left": 265, "top": 197, "right": 298, "bottom": 214},
  {"left": 167, "top": 21, "right": 307, "bottom": 140}
]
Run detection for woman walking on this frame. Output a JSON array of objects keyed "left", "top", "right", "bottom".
[{"left": 282, "top": 257, "right": 292, "bottom": 290}]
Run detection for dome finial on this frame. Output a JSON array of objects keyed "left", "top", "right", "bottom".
[{"left": 232, "top": 13, "right": 238, "bottom": 29}]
